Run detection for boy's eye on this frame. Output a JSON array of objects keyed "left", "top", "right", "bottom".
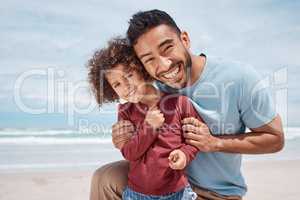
[
  {"left": 124, "top": 73, "right": 133, "bottom": 79},
  {"left": 113, "top": 83, "right": 120, "bottom": 88}
]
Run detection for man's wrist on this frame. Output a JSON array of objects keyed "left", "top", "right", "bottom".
[{"left": 214, "top": 137, "right": 225, "bottom": 152}]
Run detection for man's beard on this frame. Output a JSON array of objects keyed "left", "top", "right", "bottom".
[
  {"left": 183, "top": 49, "right": 192, "bottom": 88},
  {"left": 160, "top": 49, "right": 192, "bottom": 93}
]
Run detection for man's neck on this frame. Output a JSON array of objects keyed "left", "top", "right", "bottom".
[{"left": 187, "top": 54, "right": 206, "bottom": 86}]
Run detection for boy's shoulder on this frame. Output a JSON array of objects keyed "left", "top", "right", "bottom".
[
  {"left": 160, "top": 93, "right": 191, "bottom": 110},
  {"left": 118, "top": 102, "right": 136, "bottom": 112}
]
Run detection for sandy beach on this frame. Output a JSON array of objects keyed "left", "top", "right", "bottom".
[{"left": 0, "top": 159, "right": 299, "bottom": 200}]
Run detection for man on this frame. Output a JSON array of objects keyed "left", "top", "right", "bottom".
[{"left": 90, "top": 10, "right": 284, "bottom": 200}]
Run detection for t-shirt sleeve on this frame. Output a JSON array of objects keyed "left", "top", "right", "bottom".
[{"left": 239, "top": 65, "right": 277, "bottom": 128}]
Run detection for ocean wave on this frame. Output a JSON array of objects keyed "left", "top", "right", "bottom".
[
  {"left": 0, "top": 128, "right": 112, "bottom": 136},
  {"left": 0, "top": 137, "right": 112, "bottom": 145},
  {"left": 283, "top": 127, "right": 300, "bottom": 140},
  {"left": 0, "top": 127, "right": 298, "bottom": 145}
]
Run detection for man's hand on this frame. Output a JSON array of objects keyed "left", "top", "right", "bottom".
[
  {"left": 145, "top": 107, "right": 165, "bottom": 129},
  {"left": 182, "top": 117, "right": 221, "bottom": 152},
  {"left": 168, "top": 149, "right": 187, "bottom": 170},
  {"left": 112, "top": 120, "right": 135, "bottom": 149}
]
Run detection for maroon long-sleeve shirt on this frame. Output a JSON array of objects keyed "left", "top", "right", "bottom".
[{"left": 118, "top": 94, "right": 203, "bottom": 195}]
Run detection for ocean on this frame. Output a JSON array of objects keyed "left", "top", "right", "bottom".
[{"left": 1, "top": 127, "right": 299, "bottom": 172}]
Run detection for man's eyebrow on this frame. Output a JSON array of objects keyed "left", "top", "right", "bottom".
[{"left": 158, "top": 39, "right": 173, "bottom": 49}]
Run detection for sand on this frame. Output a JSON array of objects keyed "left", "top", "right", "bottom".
[{"left": 0, "top": 160, "right": 299, "bottom": 200}]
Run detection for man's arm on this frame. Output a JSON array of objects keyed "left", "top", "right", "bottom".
[{"left": 182, "top": 115, "right": 284, "bottom": 154}]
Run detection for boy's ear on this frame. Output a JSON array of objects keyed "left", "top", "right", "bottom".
[{"left": 180, "top": 31, "right": 191, "bottom": 49}]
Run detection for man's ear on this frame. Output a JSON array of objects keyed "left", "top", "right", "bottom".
[{"left": 180, "top": 31, "right": 191, "bottom": 49}]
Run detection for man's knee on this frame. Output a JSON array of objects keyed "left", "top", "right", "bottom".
[
  {"left": 92, "top": 160, "right": 129, "bottom": 186},
  {"left": 90, "top": 160, "right": 129, "bottom": 200}
]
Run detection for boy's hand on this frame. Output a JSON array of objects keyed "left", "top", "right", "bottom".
[
  {"left": 145, "top": 106, "right": 165, "bottom": 129},
  {"left": 168, "top": 149, "right": 187, "bottom": 170}
]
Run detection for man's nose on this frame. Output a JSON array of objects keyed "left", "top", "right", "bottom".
[{"left": 156, "top": 56, "right": 171, "bottom": 75}]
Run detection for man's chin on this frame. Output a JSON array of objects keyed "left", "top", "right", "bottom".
[{"left": 165, "top": 80, "right": 186, "bottom": 89}]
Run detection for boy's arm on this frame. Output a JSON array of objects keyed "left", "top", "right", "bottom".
[
  {"left": 177, "top": 96, "right": 202, "bottom": 164},
  {"left": 118, "top": 104, "right": 159, "bottom": 161}
]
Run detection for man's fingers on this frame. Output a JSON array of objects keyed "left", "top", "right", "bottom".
[
  {"left": 184, "top": 131, "right": 203, "bottom": 140},
  {"left": 185, "top": 139, "right": 201, "bottom": 148},
  {"left": 112, "top": 132, "right": 133, "bottom": 142},
  {"left": 112, "top": 120, "right": 132, "bottom": 128},
  {"left": 182, "top": 124, "right": 210, "bottom": 136},
  {"left": 112, "top": 135, "right": 131, "bottom": 145},
  {"left": 181, "top": 117, "right": 204, "bottom": 127},
  {"left": 112, "top": 120, "right": 133, "bottom": 130},
  {"left": 112, "top": 127, "right": 135, "bottom": 135},
  {"left": 112, "top": 126, "right": 135, "bottom": 137},
  {"left": 112, "top": 132, "right": 133, "bottom": 141},
  {"left": 182, "top": 124, "right": 199, "bottom": 133}
]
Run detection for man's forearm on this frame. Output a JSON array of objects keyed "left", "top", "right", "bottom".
[
  {"left": 216, "top": 131, "right": 284, "bottom": 154},
  {"left": 183, "top": 115, "right": 284, "bottom": 154}
]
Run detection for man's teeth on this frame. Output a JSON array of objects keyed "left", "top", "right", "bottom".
[{"left": 162, "top": 66, "right": 180, "bottom": 79}]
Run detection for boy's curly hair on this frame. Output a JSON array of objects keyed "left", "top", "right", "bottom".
[{"left": 87, "top": 37, "right": 152, "bottom": 107}]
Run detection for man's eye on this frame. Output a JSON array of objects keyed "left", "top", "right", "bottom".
[
  {"left": 128, "top": 73, "right": 133, "bottom": 77},
  {"left": 164, "top": 45, "right": 173, "bottom": 52},
  {"left": 145, "top": 58, "right": 154, "bottom": 64}
]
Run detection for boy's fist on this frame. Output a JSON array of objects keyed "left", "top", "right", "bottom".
[
  {"left": 168, "top": 149, "right": 187, "bottom": 170},
  {"left": 145, "top": 107, "right": 165, "bottom": 129}
]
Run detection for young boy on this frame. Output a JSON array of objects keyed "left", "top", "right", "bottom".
[{"left": 87, "top": 37, "right": 201, "bottom": 199}]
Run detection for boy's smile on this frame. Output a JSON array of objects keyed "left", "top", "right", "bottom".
[{"left": 105, "top": 64, "right": 147, "bottom": 103}]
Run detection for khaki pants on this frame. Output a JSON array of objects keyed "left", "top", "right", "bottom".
[{"left": 89, "top": 160, "right": 242, "bottom": 200}]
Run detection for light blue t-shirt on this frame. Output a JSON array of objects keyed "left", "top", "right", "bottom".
[{"left": 155, "top": 56, "right": 276, "bottom": 197}]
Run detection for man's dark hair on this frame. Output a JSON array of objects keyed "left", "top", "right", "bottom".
[{"left": 127, "top": 9, "right": 181, "bottom": 45}]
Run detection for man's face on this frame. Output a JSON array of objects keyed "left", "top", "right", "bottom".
[{"left": 134, "top": 24, "right": 192, "bottom": 89}]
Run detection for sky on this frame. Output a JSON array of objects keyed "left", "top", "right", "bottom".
[{"left": 0, "top": 0, "right": 299, "bottom": 129}]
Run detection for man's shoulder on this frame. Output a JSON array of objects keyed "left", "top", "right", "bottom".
[
  {"left": 211, "top": 57, "right": 254, "bottom": 76},
  {"left": 206, "top": 56, "right": 258, "bottom": 84}
]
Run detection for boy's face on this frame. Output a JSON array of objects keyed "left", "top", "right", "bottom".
[
  {"left": 133, "top": 24, "right": 192, "bottom": 89},
  {"left": 105, "top": 64, "right": 147, "bottom": 103}
]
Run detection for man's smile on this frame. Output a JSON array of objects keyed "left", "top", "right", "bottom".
[{"left": 159, "top": 62, "right": 182, "bottom": 80}]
